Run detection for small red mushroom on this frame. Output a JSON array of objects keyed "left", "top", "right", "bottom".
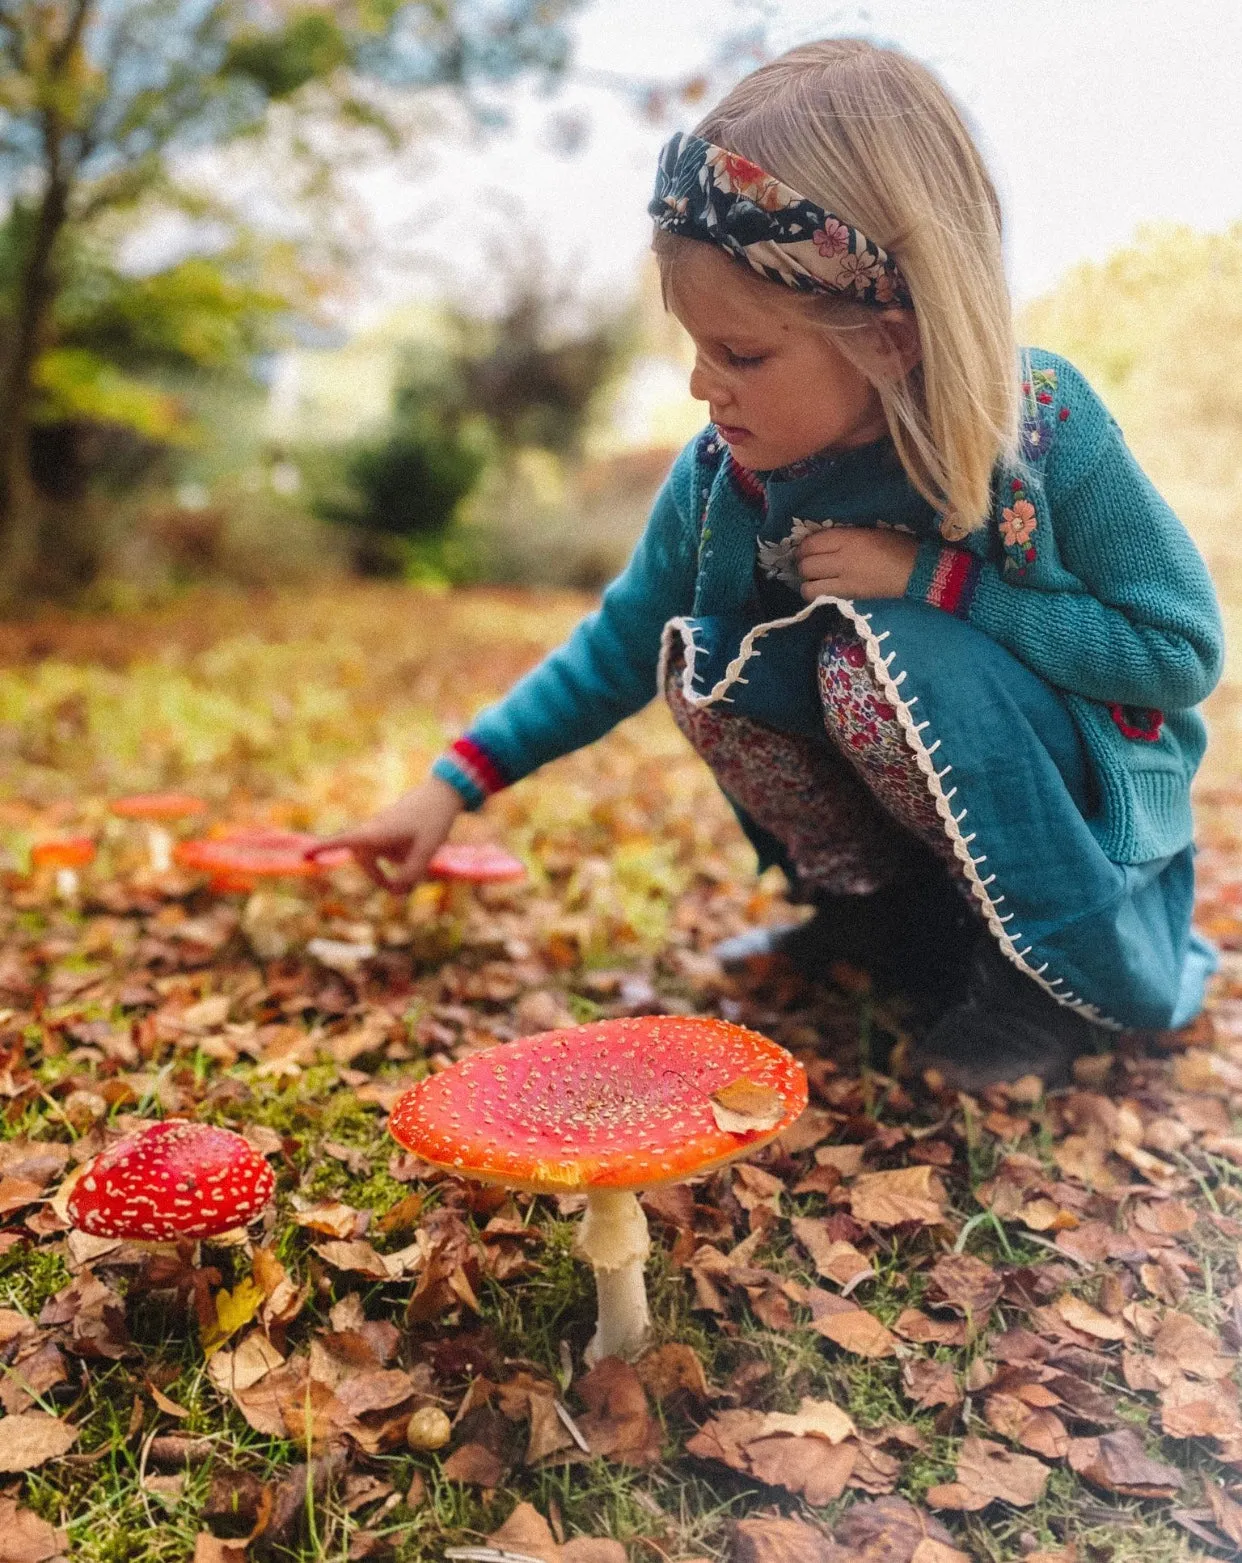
[
  {"left": 30, "top": 836, "right": 97, "bottom": 900},
  {"left": 389, "top": 1015, "right": 807, "bottom": 1363},
  {"left": 66, "top": 1120, "right": 275, "bottom": 1241},
  {"left": 110, "top": 792, "right": 208, "bottom": 872},
  {"left": 425, "top": 841, "right": 525, "bottom": 917}
]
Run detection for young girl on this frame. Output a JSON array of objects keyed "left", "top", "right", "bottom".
[{"left": 314, "top": 39, "right": 1224, "bottom": 1090}]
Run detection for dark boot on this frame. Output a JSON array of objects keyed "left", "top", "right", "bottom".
[
  {"left": 909, "top": 931, "right": 1109, "bottom": 1091},
  {"left": 713, "top": 869, "right": 975, "bottom": 1005}
]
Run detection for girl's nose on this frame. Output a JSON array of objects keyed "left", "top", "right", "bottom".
[{"left": 689, "top": 354, "right": 725, "bottom": 406}]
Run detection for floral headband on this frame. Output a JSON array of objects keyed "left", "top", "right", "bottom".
[{"left": 649, "top": 131, "right": 911, "bottom": 309}]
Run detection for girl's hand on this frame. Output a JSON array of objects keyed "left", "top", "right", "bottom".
[
  {"left": 307, "top": 775, "right": 465, "bottom": 890},
  {"left": 797, "top": 527, "right": 920, "bottom": 600}
]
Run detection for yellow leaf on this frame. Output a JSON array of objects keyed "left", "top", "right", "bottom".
[{"left": 201, "top": 1277, "right": 265, "bottom": 1358}]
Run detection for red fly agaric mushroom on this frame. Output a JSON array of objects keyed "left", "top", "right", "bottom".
[
  {"left": 388, "top": 1015, "right": 807, "bottom": 1363},
  {"left": 66, "top": 1120, "right": 275, "bottom": 1240},
  {"left": 110, "top": 792, "right": 207, "bottom": 873},
  {"left": 30, "top": 835, "right": 97, "bottom": 900}
]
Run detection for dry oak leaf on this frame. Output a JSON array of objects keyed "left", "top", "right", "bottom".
[
  {"left": 1067, "top": 1428, "right": 1183, "bottom": 1498},
  {"left": 193, "top": 1538, "right": 247, "bottom": 1563},
  {"left": 734, "top": 1515, "right": 835, "bottom": 1563},
  {"left": 0, "top": 1413, "right": 77, "bottom": 1473},
  {"left": 746, "top": 1435, "right": 856, "bottom": 1506},
  {"left": 925, "top": 1436, "right": 1049, "bottom": 1510},
  {"left": 1153, "top": 1310, "right": 1234, "bottom": 1379},
  {"left": 570, "top": 1356, "right": 661, "bottom": 1466},
  {"left": 828, "top": 1496, "right": 964, "bottom": 1563},
  {"left": 1053, "top": 1293, "right": 1127, "bottom": 1343},
  {"left": 982, "top": 1392, "right": 1069, "bottom": 1460},
  {"left": 441, "top": 1441, "right": 505, "bottom": 1486},
  {"left": 850, "top": 1166, "right": 946, "bottom": 1227},
  {"left": 1159, "top": 1376, "right": 1242, "bottom": 1441},
  {"left": 485, "top": 1502, "right": 561, "bottom": 1563},
  {"left": 901, "top": 1360, "right": 960, "bottom": 1412},
  {"left": 792, "top": 1220, "right": 873, "bottom": 1290},
  {"left": 1205, "top": 1479, "right": 1242, "bottom": 1547},
  {"left": 486, "top": 1502, "right": 626, "bottom": 1563},
  {"left": 893, "top": 1310, "right": 968, "bottom": 1348},
  {"left": 634, "top": 1343, "right": 711, "bottom": 1405},
  {"left": 925, "top": 1253, "right": 1003, "bottom": 1320},
  {"left": 0, "top": 1496, "right": 68, "bottom": 1563},
  {"left": 811, "top": 1303, "right": 898, "bottom": 1359},
  {"left": 687, "top": 1401, "right": 858, "bottom": 1506},
  {"left": 208, "top": 1332, "right": 285, "bottom": 1397}
]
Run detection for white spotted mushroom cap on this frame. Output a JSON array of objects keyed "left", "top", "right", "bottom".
[
  {"left": 66, "top": 1120, "right": 276, "bottom": 1239},
  {"left": 388, "top": 1015, "right": 808, "bottom": 1192}
]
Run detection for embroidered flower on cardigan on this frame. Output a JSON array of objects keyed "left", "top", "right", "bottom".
[
  {"left": 1001, "top": 479, "right": 1039, "bottom": 576},
  {"left": 1000, "top": 498, "right": 1037, "bottom": 547}
]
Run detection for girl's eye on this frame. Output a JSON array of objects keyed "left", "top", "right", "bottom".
[{"left": 725, "top": 349, "right": 766, "bottom": 368}]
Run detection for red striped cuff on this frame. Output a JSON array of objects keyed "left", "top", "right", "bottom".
[
  {"left": 445, "top": 736, "right": 507, "bottom": 798},
  {"left": 925, "top": 546, "right": 983, "bottom": 619}
]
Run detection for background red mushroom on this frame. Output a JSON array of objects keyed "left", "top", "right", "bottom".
[
  {"left": 389, "top": 1014, "right": 807, "bottom": 1363},
  {"left": 110, "top": 792, "right": 207, "bottom": 873}
]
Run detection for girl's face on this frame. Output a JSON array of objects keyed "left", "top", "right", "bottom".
[{"left": 667, "top": 244, "right": 890, "bottom": 470}]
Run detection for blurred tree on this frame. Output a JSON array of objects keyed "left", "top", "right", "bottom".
[
  {"left": 0, "top": 0, "right": 578, "bottom": 603},
  {"left": 313, "top": 258, "right": 630, "bottom": 577}
]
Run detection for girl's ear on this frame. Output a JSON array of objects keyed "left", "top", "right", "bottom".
[{"left": 870, "top": 308, "right": 923, "bottom": 379}]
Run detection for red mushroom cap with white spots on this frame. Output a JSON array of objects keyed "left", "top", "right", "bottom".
[
  {"left": 388, "top": 1016, "right": 807, "bottom": 1193},
  {"left": 66, "top": 1120, "right": 276, "bottom": 1239},
  {"left": 426, "top": 843, "right": 525, "bottom": 884}
]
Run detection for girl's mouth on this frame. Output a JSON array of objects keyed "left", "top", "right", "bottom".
[{"left": 715, "top": 422, "right": 752, "bottom": 443}]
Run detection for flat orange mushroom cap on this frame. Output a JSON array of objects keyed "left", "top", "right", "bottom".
[
  {"left": 31, "top": 836, "right": 96, "bottom": 869},
  {"left": 388, "top": 1016, "right": 807, "bottom": 1192}
]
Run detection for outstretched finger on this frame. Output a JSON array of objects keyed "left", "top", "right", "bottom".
[{"left": 383, "top": 841, "right": 433, "bottom": 893}]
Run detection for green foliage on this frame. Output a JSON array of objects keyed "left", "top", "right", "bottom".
[{"left": 223, "top": 10, "right": 351, "bottom": 99}]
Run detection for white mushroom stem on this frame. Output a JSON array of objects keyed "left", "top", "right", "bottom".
[
  {"left": 147, "top": 824, "right": 173, "bottom": 873},
  {"left": 575, "top": 1188, "right": 651, "bottom": 1365},
  {"left": 54, "top": 868, "right": 79, "bottom": 902}
]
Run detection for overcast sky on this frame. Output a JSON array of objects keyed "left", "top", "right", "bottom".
[{"left": 348, "top": 0, "right": 1242, "bottom": 325}]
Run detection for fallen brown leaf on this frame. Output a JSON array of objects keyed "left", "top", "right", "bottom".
[
  {"left": 1067, "top": 1428, "right": 1183, "bottom": 1498},
  {"left": 1054, "top": 1293, "right": 1127, "bottom": 1342},
  {"left": 850, "top": 1166, "right": 947, "bottom": 1227},
  {"left": 925, "top": 1436, "right": 1049, "bottom": 1510},
  {"left": 811, "top": 1303, "right": 897, "bottom": 1358},
  {"left": 0, "top": 1496, "right": 68, "bottom": 1563},
  {"left": 0, "top": 1412, "right": 77, "bottom": 1472},
  {"left": 734, "top": 1515, "right": 834, "bottom": 1563},
  {"left": 711, "top": 1077, "right": 786, "bottom": 1133}
]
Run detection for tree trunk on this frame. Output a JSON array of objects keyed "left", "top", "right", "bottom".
[
  {"left": 0, "top": 168, "right": 73, "bottom": 606},
  {"left": 0, "top": 1, "right": 90, "bottom": 607}
]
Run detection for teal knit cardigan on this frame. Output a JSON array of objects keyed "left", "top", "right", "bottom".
[{"left": 435, "top": 350, "right": 1224, "bottom": 866}]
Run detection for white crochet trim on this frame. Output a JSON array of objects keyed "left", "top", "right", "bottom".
[{"left": 658, "top": 598, "right": 1119, "bottom": 1028}]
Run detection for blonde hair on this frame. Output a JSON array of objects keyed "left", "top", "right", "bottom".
[{"left": 655, "top": 38, "right": 1019, "bottom": 530}]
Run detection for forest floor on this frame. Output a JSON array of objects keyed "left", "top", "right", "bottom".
[{"left": 0, "top": 584, "right": 1241, "bottom": 1563}]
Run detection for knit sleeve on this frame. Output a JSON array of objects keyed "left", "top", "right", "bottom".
[
  {"left": 905, "top": 423, "right": 1224, "bottom": 709},
  {"left": 432, "top": 438, "right": 703, "bottom": 809}
]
